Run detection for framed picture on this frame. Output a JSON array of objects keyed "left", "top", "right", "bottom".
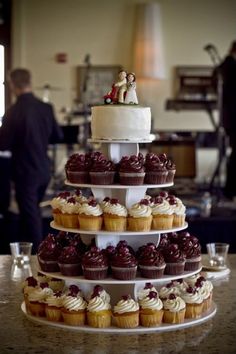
[{"left": 77, "top": 65, "right": 122, "bottom": 105}]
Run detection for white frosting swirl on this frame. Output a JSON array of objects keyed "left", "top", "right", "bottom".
[
  {"left": 163, "top": 296, "right": 186, "bottom": 312},
  {"left": 152, "top": 199, "right": 173, "bottom": 216},
  {"left": 88, "top": 289, "right": 110, "bottom": 303},
  {"left": 63, "top": 295, "right": 87, "bottom": 311},
  {"left": 172, "top": 200, "right": 186, "bottom": 216},
  {"left": 103, "top": 202, "right": 127, "bottom": 217},
  {"left": 50, "top": 197, "right": 67, "bottom": 211},
  {"left": 87, "top": 296, "right": 111, "bottom": 312},
  {"left": 181, "top": 290, "right": 203, "bottom": 304},
  {"left": 74, "top": 194, "right": 89, "bottom": 204},
  {"left": 28, "top": 287, "right": 53, "bottom": 303},
  {"left": 46, "top": 293, "right": 65, "bottom": 308},
  {"left": 185, "top": 274, "right": 201, "bottom": 287},
  {"left": 197, "top": 286, "right": 211, "bottom": 300},
  {"left": 128, "top": 203, "right": 152, "bottom": 218},
  {"left": 139, "top": 296, "right": 163, "bottom": 311},
  {"left": 113, "top": 298, "right": 139, "bottom": 314},
  {"left": 137, "top": 286, "right": 158, "bottom": 300},
  {"left": 79, "top": 202, "right": 103, "bottom": 216},
  {"left": 171, "top": 280, "right": 188, "bottom": 294},
  {"left": 61, "top": 201, "right": 81, "bottom": 214},
  {"left": 159, "top": 285, "right": 180, "bottom": 299}
]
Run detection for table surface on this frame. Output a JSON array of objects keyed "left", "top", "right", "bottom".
[{"left": 0, "top": 255, "right": 235, "bottom": 354}]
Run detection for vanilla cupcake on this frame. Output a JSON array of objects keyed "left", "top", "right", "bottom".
[
  {"left": 50, "top": 192, "right": 70, "bottom": 225},
  {"left": 87, "top": 285, "right": 110, "bottom": 303},
  {"left": 48, "top": 278, "right": 65, "bottom": 292},
  {"left": 73, "top": 189, "right": 90, "bottom": 204},
  {"left": 163, "top": 293, "right": 186, "bottom": 324},
  {"left": 87, "top": 289, "right": 111, "bottom": 328},
  {"left": 28, "top": 283, "right": 53, "bottom": 317},
  {"left": 113, "top": 295, "right": 139, "bottom": 328},
  {"left": 61, "top": 290, "right": 87, "bottom": 326},
  {"left": 45, "top": 291, "right": 65, "bottom": 322},
  {"left": 171, "top": 279, "right": 188, "bottom": 295},
  {"left": 78, "top": 199, "right": 103, "bottom": 231},
  {"left": 139, "top": 291, "right": 163, "bottom": 327},
  {"left": 127, "top": 199, "right": 152, "bottom": 231},
  {"left": 168, "top": 196, "right": 186, "bottom": 227},
  {"left": 151, "top": 197, "right": 174, "bottom": 230},
  {"left": 159, "top": 282, "right": 181, "bottom": 300},
  {"left": 137, "top": 282, "right": 158, "bottom": 301},
  {"left": 22, "top": 276, "right": 38, "bottom": 312},
  {"left": 181, "top": 286, "right": 204, "bottom": 319},
  {"left": 103, "top": 198, "right": 127, "bottom": 231},
  {"left": 194, "top": 276, "right": 213, "bottom": 312},
  {"left": 60, "top": 196, "right": 80, "bottom": 228}
]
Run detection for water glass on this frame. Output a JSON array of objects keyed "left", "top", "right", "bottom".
[
  {"left": 206, "top": 243, "right": 229, "bottom": 267},
  {"left": 10, "top": 242, "right": 33, "bottom": 266}
]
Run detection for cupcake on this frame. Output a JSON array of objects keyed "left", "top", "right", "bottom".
[
  {"left": 89, "top": 152, "right": 116, "bottom": 185},
  {"left": 61, "top": 287, "right": 87, "bottom": 326},
  {"left": 103, "top": 198, "right": 127, "bottom": 231},
  {"left": 50, "top": 191, "right": 70, "bottom": 225},
  {"left": 195, "top": 276, "right": 213, "bottom": 312},
  {"left": 78, "top": 199, "right": 103, "bottom": 231},
  {"left": 138, "top": 243, "right": 166, "bottom": 279},
  {"left": 127, "top": 199, "right": 152, "bottom": 231},
  {"left": 171, "top": 279, "right": 188, "bottom": 295},
  {"left": 22, "top": 276, "right": 38, "bottom": 312},
  {"left": 159, "top": 282, "right": 181, "bottom": 300},
  {"left": 37, "top": 234, "right": 61, "bottom": 272},
  {"left": 36, "top": 271, "right": 50, "bottom": 283},
  {"left": 111, "top": 246, "right": 137, "bottom": 280},
  {"left": 113, "top": 295, "right": 139, "bottom": 328},
  {"left": 179, "top": 235, "right": 202, "bottom": 271},
  {"left": 168, "top": 195, "right": 186, "bottom": 227},
  {"left": 87, "top": 287, "right": 111, "bottom": 328},
  {"left": 162, "top": 293, "right": 186, "bottom": 324},
  {"left": 137, "top": 282, "right": 158, "bottom": 301},
  {"left": 60, "top": 197, "right": 80, "bottom": 228},
  {"left": 144, "top": 153, "right": 168, "bottom": 184},
  {"left": 163, "top": 243, "right": 186, "bottom": 275},
  {"left": 28, "top": 282, "right": 53, "bottom": 317},
  {"left": 151, "top": 197, "right": 174, "bottom": 230},
  {"left": 119, "top": 153, "right": 145, "bottom": 185},
  {"left": 139, "top": 291, "right": 164, "bottom": 327},
  {"left": 87, "top": 285, "right": 111, "bottom": 303},
  {"left": 65, "top": 153, "right": 91, "bottom": 184},
  {"left": 100, "top": 197, "right": 111, "bottom": 211},
  {"left": 73, "top": 188, "right": 90, "bottom": 204},
  {"left": 58, "top": 246, "right": 83, "bottom": 276},
  {"left": 181, "top": 286, "right": 204, "bottom": 319},
  {"left": 45, "top": 291, "right": 65, "bottom": 322},
  {"left": 82, "top": 246, "right": 108, "bottom": 280}
]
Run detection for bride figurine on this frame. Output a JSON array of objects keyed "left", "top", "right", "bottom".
[{"left": 124, "top": 72, "right": 138, "bottom": 104}]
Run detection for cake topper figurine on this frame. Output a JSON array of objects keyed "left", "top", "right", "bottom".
[{"left": 104, "top": 70, "right": 138, "bottom": 105}]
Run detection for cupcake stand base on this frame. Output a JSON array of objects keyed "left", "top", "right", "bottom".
[{"left": 21, "top": 302, "right": 217, "bottom": 334}]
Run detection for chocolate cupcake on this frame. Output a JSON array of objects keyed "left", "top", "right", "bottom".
[
  {"left": 37, "top": 234, "right": 61, "bottom": 272},
  {"left": 82, "top": 246, "right": 108, "bottom": 280},
  {"left": 138, "top": 243, "right": 166, "bottom": 278},
  {"left": 166, "top": 159, "right": 176, "bottom": 183},
  {"left": 58, "top": 245, "right": 83, "bottom": 276},
  {"left": 144, "top": 153, "right": 168, "bottom": 184},
  {"left": 65, "top": 153, "right": 91, "bottom": 183},
  {"left": 89, "top": 152, "right": 116, "bottom": 185},
  {"left": 179, "top": 235, "right": 201, "bottom": 271},
  {"left": 119, "top": 153, "right": 145, "bottom": 185},
  {"left": 163, "top": 243, "right": 186, "bottom": 275},
  {"left": 111, "top": 246, "right": 137, "bottom": 280}
]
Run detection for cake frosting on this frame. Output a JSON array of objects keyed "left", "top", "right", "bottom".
[{"left": 91, "top": 105, "right": 151, "bottom": 141}]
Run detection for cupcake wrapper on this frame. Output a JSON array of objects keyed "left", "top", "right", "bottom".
[
  {"left": 45, "top": 306, "right": 62, "bottom": 322},
  {"left": 87, "top": 310, "right": 112, "bottom": 328},
  {"left": 127, "top": 216, "right": 152, "bottom": 232},
  {"left": 166, "top": 170, "right": 176, "bottom": 183},
  {"left": 28, "top": 302, "right": 46, "bottom": 317},
  {"left": 185, "top": 303, "right": 204, "bottom": 319},
  {"left": 139, "top": 264, "right": 166, "bottom": 279},
  {"left": 163, "top": 309, "right": 186, "bottom": 324},
  {"left": 78, "top": 215, "right": 103, "bottom": 231},
  {"left": 173, "top": 214, "right": 185, "bottom": 227},
  {"left": 89, "top": 171, "right": 115, "bottom": 185},
  {"left": 66, "top": 170, "right": 90, "bottom": 184},
  {"left": 58, "top": 263, "right": 82, "bottom": 276},
  {"left": 152, "top": 214, "right": 173, "bottom": 230},
  {"left": 144, "top": 171, "right": 168, "bottom": 184},
  {"left": 113, "top": 312, "right": 139, "bottom": 328},
  {"left": 119, "top": 172, "right": 145, "bottom": 185},
  {"left": 140, "top": 309, "right": 164, "bottom": 327},
  {"left": 61, "top": 309, "right": 86, "bottom": 326},
  {"left": 164, "top": 262, "right": 185, "bottom": 275},
  {"left": 104, "top": 215, "right": 127, "bottom": 232},
  {"left": 111, "top": 266, "right": 137, "bottom": 280},
  {"left": 60, "top": 214, "right": 79, "bottom": 228},
  {"left": 37, "top": 257, "right": 60, "bottom": 272},
  {"left": 184, "top": 256, "right": 201, "bottom": 271},
  {"left": 82, "top": 266, "right": 108, "bottom": 280}
]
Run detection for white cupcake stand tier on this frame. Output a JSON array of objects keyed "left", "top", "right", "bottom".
[{"left": 27, "top": 140, "right": 217, "bottom": 332}]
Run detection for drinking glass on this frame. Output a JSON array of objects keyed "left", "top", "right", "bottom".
[{"left": 206, "top": 243, "right": 229, "bottom": 267}]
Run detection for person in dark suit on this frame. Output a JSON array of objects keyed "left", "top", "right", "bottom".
[
  {"left": 0, "top": 68, "right": 63, "bottom": 252},
  {"left": 218, "top": 41, "right": 236, "bottom": 199}
]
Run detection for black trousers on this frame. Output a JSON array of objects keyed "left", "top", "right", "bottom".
[
  {"left": 225, "top": 136, "right": 236, "bottom": 198},
  {"left": 14, "top": 177, "right": 49, "bottom": 254}
]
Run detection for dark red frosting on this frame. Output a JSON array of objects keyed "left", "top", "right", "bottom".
[
  {"left": 58, "top": 246, "right": 82, "bottom": 264},
  {"left": 116, "top": 240, "right": 135, "bottom": 255},
  {"left": 90, "top": 153, "right": 115, "bottom": 172},
  {"left": 138, "top": 244, "right": 165, "bottom": 267},
  {"left": 111, "top": 246, "right": 137, "bottom": 268},
  {"left": 65, "top": 153, "right": 91, "bottom": 172},
  {"left": 38, "top": 234, "right": 62, "bottom": 261},
  {"left": 82, "top": 246, "right": 108, "bottom": 268},
  {"left": 25, "top": 276, "right": 38, "bottom": 287},
  {"left": 179, "top": 236, "right": 201, "bottom": 259},
  {"left": 163, "top": 243, "right": 186, "bottom": 263},
  {"left": 158, "top": 234, "right": 170, "bottom": 250},
  {"left": 119, "top": 154, "right": 145, "bottom": 173}
]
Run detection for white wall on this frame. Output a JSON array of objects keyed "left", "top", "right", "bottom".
[{"left": 12, "top": 0, "right": 236, "bottom": 132}]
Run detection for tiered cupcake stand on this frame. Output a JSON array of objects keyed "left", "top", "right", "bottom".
[{"left": 22, "top": 140, "right": 216, "bottom": 332}]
